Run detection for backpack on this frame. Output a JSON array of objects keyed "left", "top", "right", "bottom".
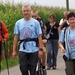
[{"left": 37, "top": 18, "right": 46, "bottom": 39}]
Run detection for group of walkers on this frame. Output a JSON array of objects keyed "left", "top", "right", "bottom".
[{"left": 0, "top": 3, "right": 75, "bottom": 75}]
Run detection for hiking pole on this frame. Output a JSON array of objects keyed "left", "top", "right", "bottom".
[
  {"left": 0, "top": 57, "right": 1, "bottom": 75},
  {"left": 0, "top": 42, "right": 2, "bottom": 75},
  {"left": 3, "top": 41, "right": 10, "bottom": 75}
]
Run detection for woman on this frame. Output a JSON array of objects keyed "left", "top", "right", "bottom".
[
  {"left": 46, "top": 13, "right": 59, "bottom": 70},
  {"left": 59, "top": 12, "right": 75, "bottom": 75}
]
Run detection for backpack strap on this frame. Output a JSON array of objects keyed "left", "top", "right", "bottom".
[
  {"left": 19, "top": 38, "right": 38, "bottom": 49},
  {"left": 63, "top": 27, "right": 67, "bottom": 48}
]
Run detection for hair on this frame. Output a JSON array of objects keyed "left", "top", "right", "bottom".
[
  {"left": 22, "top": 3, "right": 31, "bottom": 10},
  {"left": 67, "top": 12, "right": 75, "bottom": 20},
  {"left": 49, "top": 13, "right": 56, "bottom": 21},
  {"left": 31, "top": 10, "right": 38, "bottom": 14},
  {"left": 64, "top": 11, "right": 70, "bottom": 15}
]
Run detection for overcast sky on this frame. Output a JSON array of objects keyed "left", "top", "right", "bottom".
[{"left": 2, "top": 0, "right": 75, "bottom": 9}]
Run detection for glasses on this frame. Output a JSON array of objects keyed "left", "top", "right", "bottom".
[
  {"left": 50, "top": 17, "right": 54, "bottom": 19},
  {"left": 32, "top": 16, "right": 37, "bottom": 18}
]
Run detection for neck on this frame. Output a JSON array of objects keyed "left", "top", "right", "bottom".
[
  {"left": 50, "top": 22, "right": 55, "bottom": 26},
  {"left": 24, "top": 17, "right": 31, "bottom": 20},
  {"left": 69, "top": 26, "right": 75, "bottom": 30}
]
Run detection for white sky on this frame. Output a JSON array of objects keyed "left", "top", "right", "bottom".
[{"left": 2, "top": 0, "right": 75, "bottom": 9}]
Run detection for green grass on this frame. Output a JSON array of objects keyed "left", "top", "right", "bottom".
[{"left": 1, "top": 56, "right": 19, "bottom": 70}]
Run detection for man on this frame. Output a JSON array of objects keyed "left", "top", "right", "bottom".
[
  {"left": 31, "top": 10, "right": 47, "bottom": 71},
  {"left": 58, "top": 11, "right": 70, "bottom": 41},
  {"left": 58, "top": 11, "right": 70, "bottom": 30},
  {"left": 12, "top": 3, "right": 43, "bottom": 75},
  {"left": 0, "top": 21, "right": 8, "bottom": 73},
  {"left": 0, "top": 21, "right": 9, "bottom": 61}
]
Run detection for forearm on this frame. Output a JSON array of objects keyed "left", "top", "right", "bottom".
[
  {"left": 38, "top": 34, "right": 43, "bottom": 48},
  {"left": 13, "top": 35, "right": 18, "bottom": 52},
  {"left": 59, "top": 42, "right": 64, "bottom": 49},
  {"left": 59, "top": 42, "right": 65, "bottom": 53}
]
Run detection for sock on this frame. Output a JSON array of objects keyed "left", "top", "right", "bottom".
[{"left": 42, "top": 66, "right": 45, "bottom": 69}]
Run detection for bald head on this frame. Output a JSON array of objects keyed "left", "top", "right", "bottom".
[{"left": 64, "top": 11, "right": 70, "bottom": 19}]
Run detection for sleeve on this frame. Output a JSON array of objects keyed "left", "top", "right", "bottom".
[
  {"left": 1, "top": 21, "right": 9, "bottom": 40},
  {"left": 59, "top": 19, "right": 63, "bottom": 25},
  {"left": 14, "top": 22, "right": 19, "bottom": 35},
  {"left": 35, "top": 21, "right": 42, "bottom": 36}
]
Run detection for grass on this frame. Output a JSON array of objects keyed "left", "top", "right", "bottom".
[{"left": 1, "top": 56, "right": 19, "bottom": 70}]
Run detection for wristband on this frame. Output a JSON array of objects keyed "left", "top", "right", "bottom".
[{"left": 39, "top": 48, "right": 43, "bottom": 51}]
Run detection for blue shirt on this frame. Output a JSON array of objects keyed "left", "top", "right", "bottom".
[
  {"left": 60, "top": 28, "right": 75, "bottom": 59},
  {"left": 14, "top": 18, "right": 42, "bottom": 53}
]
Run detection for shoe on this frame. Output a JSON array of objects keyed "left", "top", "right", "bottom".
[
  {"left": 52, "top": 66, "right": 56, "bottom": 70},
  {"left": 47, "top": 66, "right": 51, "bottom": 70},
  {"left": 43, "top": 69, "right": 47, "bottom": 75}
]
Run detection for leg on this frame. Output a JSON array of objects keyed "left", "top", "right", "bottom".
[
  {"left": 52, "top": 40, "right": 58, "bottom": 69},
  {"left": 41, "top": 46, "right": 46, "bottom": 68},
  {"left": 41, "top": 46, "right": 47, "bottom": 75},
  {"left": 65, "top": 60, "right": 74, "bottom": 75},
  {"left": 0, "top": 42, "right": 2, "bottom": 62},
  {"left": 29, "top": 51, "right": 38, "bottom": 75},
  {"left": 19, "top": 52, "right": 29, "bottom": 75},
  {"left": 46, "top": 41, "right": 52, "bottom": 69},
  {"left": 0, "top": 42, "right": 2, "bottom": 73},
  {"left": 73, "top": 60, "right": 75, "bottom": 75}
]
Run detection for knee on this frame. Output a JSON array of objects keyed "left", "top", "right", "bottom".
[{"left": 20, "top": 65, "right": 28, "bottom": 72}]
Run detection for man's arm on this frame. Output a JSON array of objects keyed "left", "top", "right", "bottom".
[
  {"left": 38, "top": 34, "right": 43, "bottom": 48},
  {"left": 1, "top": 21, "right": 9, "bottom": 41},
  {"left": 12, "top": 34, "right": 18, "bottom": 58},
  {"left": 58, "top": 19, "right": 67, "bottom": 39},
  {"left": 38, "top": 34, "right": 43, "bottom": 58},
  {"left": 59, "top": 41, "right": 65, "bottom": 53}
]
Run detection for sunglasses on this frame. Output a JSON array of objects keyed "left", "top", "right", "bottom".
[
  {"left": 50, "top": 17, "right": 54, "bottom": 19},
  {"left": 32, "top": 16, "right": 37, "bottom": 18}
]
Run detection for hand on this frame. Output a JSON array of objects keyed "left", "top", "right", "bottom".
[
  {"left": 61, "top": 47, "right": 65, "bottom": 53},
  {"left": 38, "top": 50, "right": 43, "bottom": 58},
  {"left": 12, "top": 50, "right": 17, "bottom": 59},
  {"left": 42, "top": 39, "right": 47, "bottom": 44},
  {"left": 63, "top": 19, "right": 67, "bottom": 23},
  {"left": 2, "top": 38, "right": 7, "bottom": 42}
]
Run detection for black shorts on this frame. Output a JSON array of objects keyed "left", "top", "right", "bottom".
[{"left": 0, "top": 42, "right": 2, "bottom": 57}]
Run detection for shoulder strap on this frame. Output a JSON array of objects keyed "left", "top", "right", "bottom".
[
  {"left": 63, "top": 27, "right": 67, "bottom": 48},
  {"left": 64, "top": 27, "right": 67, "bottom": 36}
]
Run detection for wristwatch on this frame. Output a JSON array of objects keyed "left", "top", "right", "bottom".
[{"left": 39, "top": 48, "right": 43, "bottom": 51}]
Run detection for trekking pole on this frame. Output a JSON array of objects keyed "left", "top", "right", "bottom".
[
  {"left": 3, "top": 41, "right": 10, "bottom": 75},
  {"left": 0, "top": 57, "right": 1, "bottom": 75}
]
